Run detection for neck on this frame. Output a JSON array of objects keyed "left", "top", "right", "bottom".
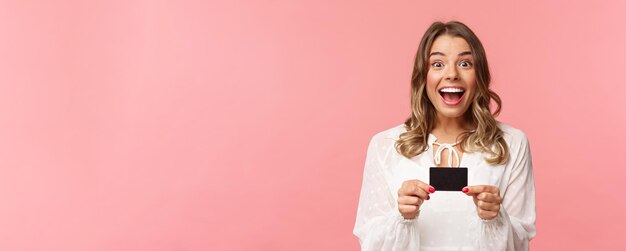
[{"left": 431, "top": 115, "right": 471, "bottom": 142}]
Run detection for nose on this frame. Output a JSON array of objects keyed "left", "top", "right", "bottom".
[{"left": 445, "top": 65, "right": 459, "bottom": 81}]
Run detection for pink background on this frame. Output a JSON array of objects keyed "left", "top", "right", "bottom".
[{"left": 0, "top": 0, "right": 624, "bottom": 250}]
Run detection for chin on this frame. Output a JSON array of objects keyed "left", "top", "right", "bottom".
[{"left": 436, "top": 106, "right": 470, "bottom": 119}]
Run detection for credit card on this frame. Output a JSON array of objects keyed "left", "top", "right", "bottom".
[{"left": 429, "top": 167, "right": 468, "bottom": 191}]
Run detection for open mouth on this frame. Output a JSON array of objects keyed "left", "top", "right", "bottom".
[{"left": 438, "top": 87, "right": 465, "bottom": 105}]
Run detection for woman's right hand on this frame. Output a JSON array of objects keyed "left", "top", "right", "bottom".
[{"left": 397, "top": 180, "right": 435, "bottom": 220}]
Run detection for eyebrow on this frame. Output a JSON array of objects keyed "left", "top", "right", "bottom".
[{"left": 429, "top": 51, "right": 472, "bottom": 57}]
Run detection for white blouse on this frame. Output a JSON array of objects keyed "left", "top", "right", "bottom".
[{"left": 353, "top": 122, "right": 536, "bottom": 250}]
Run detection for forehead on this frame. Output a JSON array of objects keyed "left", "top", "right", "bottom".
[{"left": 429, "top": 35, "right": 472, "bottom": 55}]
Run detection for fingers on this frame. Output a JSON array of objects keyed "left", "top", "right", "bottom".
[
  {"left": 477, "top": 208, "right": 498, "bottom": 220},
  {"left": 461, "top": 185, "right": 502, "bottom": 220},
  {"left": 397, "top": 192, "right": 424, "bottom": 220},
  {"left": 399, "top": 180, "right": 434, "bottom": 200},
  {"left": 465, "top": 187, "right": 502, "bottom": 220},
  {"left": 475, "top": 195, "right": 500, "bottom": 220},
  {"left": 463, "top": 185, "right": 499, "bottom": 196},
  {"left": 398, "top": 195, "right": 424, "bottom": 206},
  {"left": 397, "top": 180, "right": 436, "bottom": 220},
  {"left": 476, "top": 200, "right": 501, "bottom": 212},
  {"left": 476, "top": 192, "right": 503, "bottom": 204},
  {"left": 398, "top": 204, "right": 419, "bottom": 218},
  {"left": 413, "top": 180, "right": 436, "bottom": 195}
]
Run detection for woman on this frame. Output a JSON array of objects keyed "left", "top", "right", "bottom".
[{"left": 353, "top": 21, "right": 536, "bottom": 250}]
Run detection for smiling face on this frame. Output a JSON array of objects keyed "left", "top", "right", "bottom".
[{"left": 426, "top": 34, "right": 477, "bottom": 120}]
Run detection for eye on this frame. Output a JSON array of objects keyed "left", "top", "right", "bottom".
[
  {"left": 432, "top": 62, "right": 444, "bottom": 68},
  {"left": 459, "top": 60, "right": 473, "bottom": 68}
]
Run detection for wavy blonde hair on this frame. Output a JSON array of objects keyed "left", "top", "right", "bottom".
[{"left": 395, "top": 21, "right": 509, "bottom": 165}]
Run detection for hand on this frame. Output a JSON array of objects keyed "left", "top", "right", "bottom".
[
  {"left": 462, "top": 185, "right": 502, "bottom": 220},
  {"left": 397, "top": 180, "right": 435, "bottom": 220}
]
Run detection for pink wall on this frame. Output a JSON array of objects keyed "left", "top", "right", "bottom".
[{"left": 0, "top": 0, "right": 624, "bottom": 250}]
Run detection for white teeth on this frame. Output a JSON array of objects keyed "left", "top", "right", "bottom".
[{"left": 440, "top": 87, "right": 464, "bottom": 93}]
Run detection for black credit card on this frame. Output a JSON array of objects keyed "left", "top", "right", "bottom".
[{"left": 429, "top": 167, "right": 468, "bottom": 191}]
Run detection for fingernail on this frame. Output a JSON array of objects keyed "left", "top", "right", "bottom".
[
  {"left": 426, "top": 195, "right": 430, "bottom": 200},
  {"left": 462, "top": 187, "right": 469, "bottom": 193},
  {"left": 429, "top": 187, "right": 435, "bottom": 193}
]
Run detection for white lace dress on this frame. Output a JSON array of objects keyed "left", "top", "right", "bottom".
[{"left": 353, "top": 122, "right": 536, "bottom": 250}]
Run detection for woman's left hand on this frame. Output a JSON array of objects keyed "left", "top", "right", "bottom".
[{"left": 462, "top": 185, "right": 502, "bottom": 220}]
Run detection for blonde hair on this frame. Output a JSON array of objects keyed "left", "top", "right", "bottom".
[{"left": 395, "top": 21, "right": 509, "bottom": 165}]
